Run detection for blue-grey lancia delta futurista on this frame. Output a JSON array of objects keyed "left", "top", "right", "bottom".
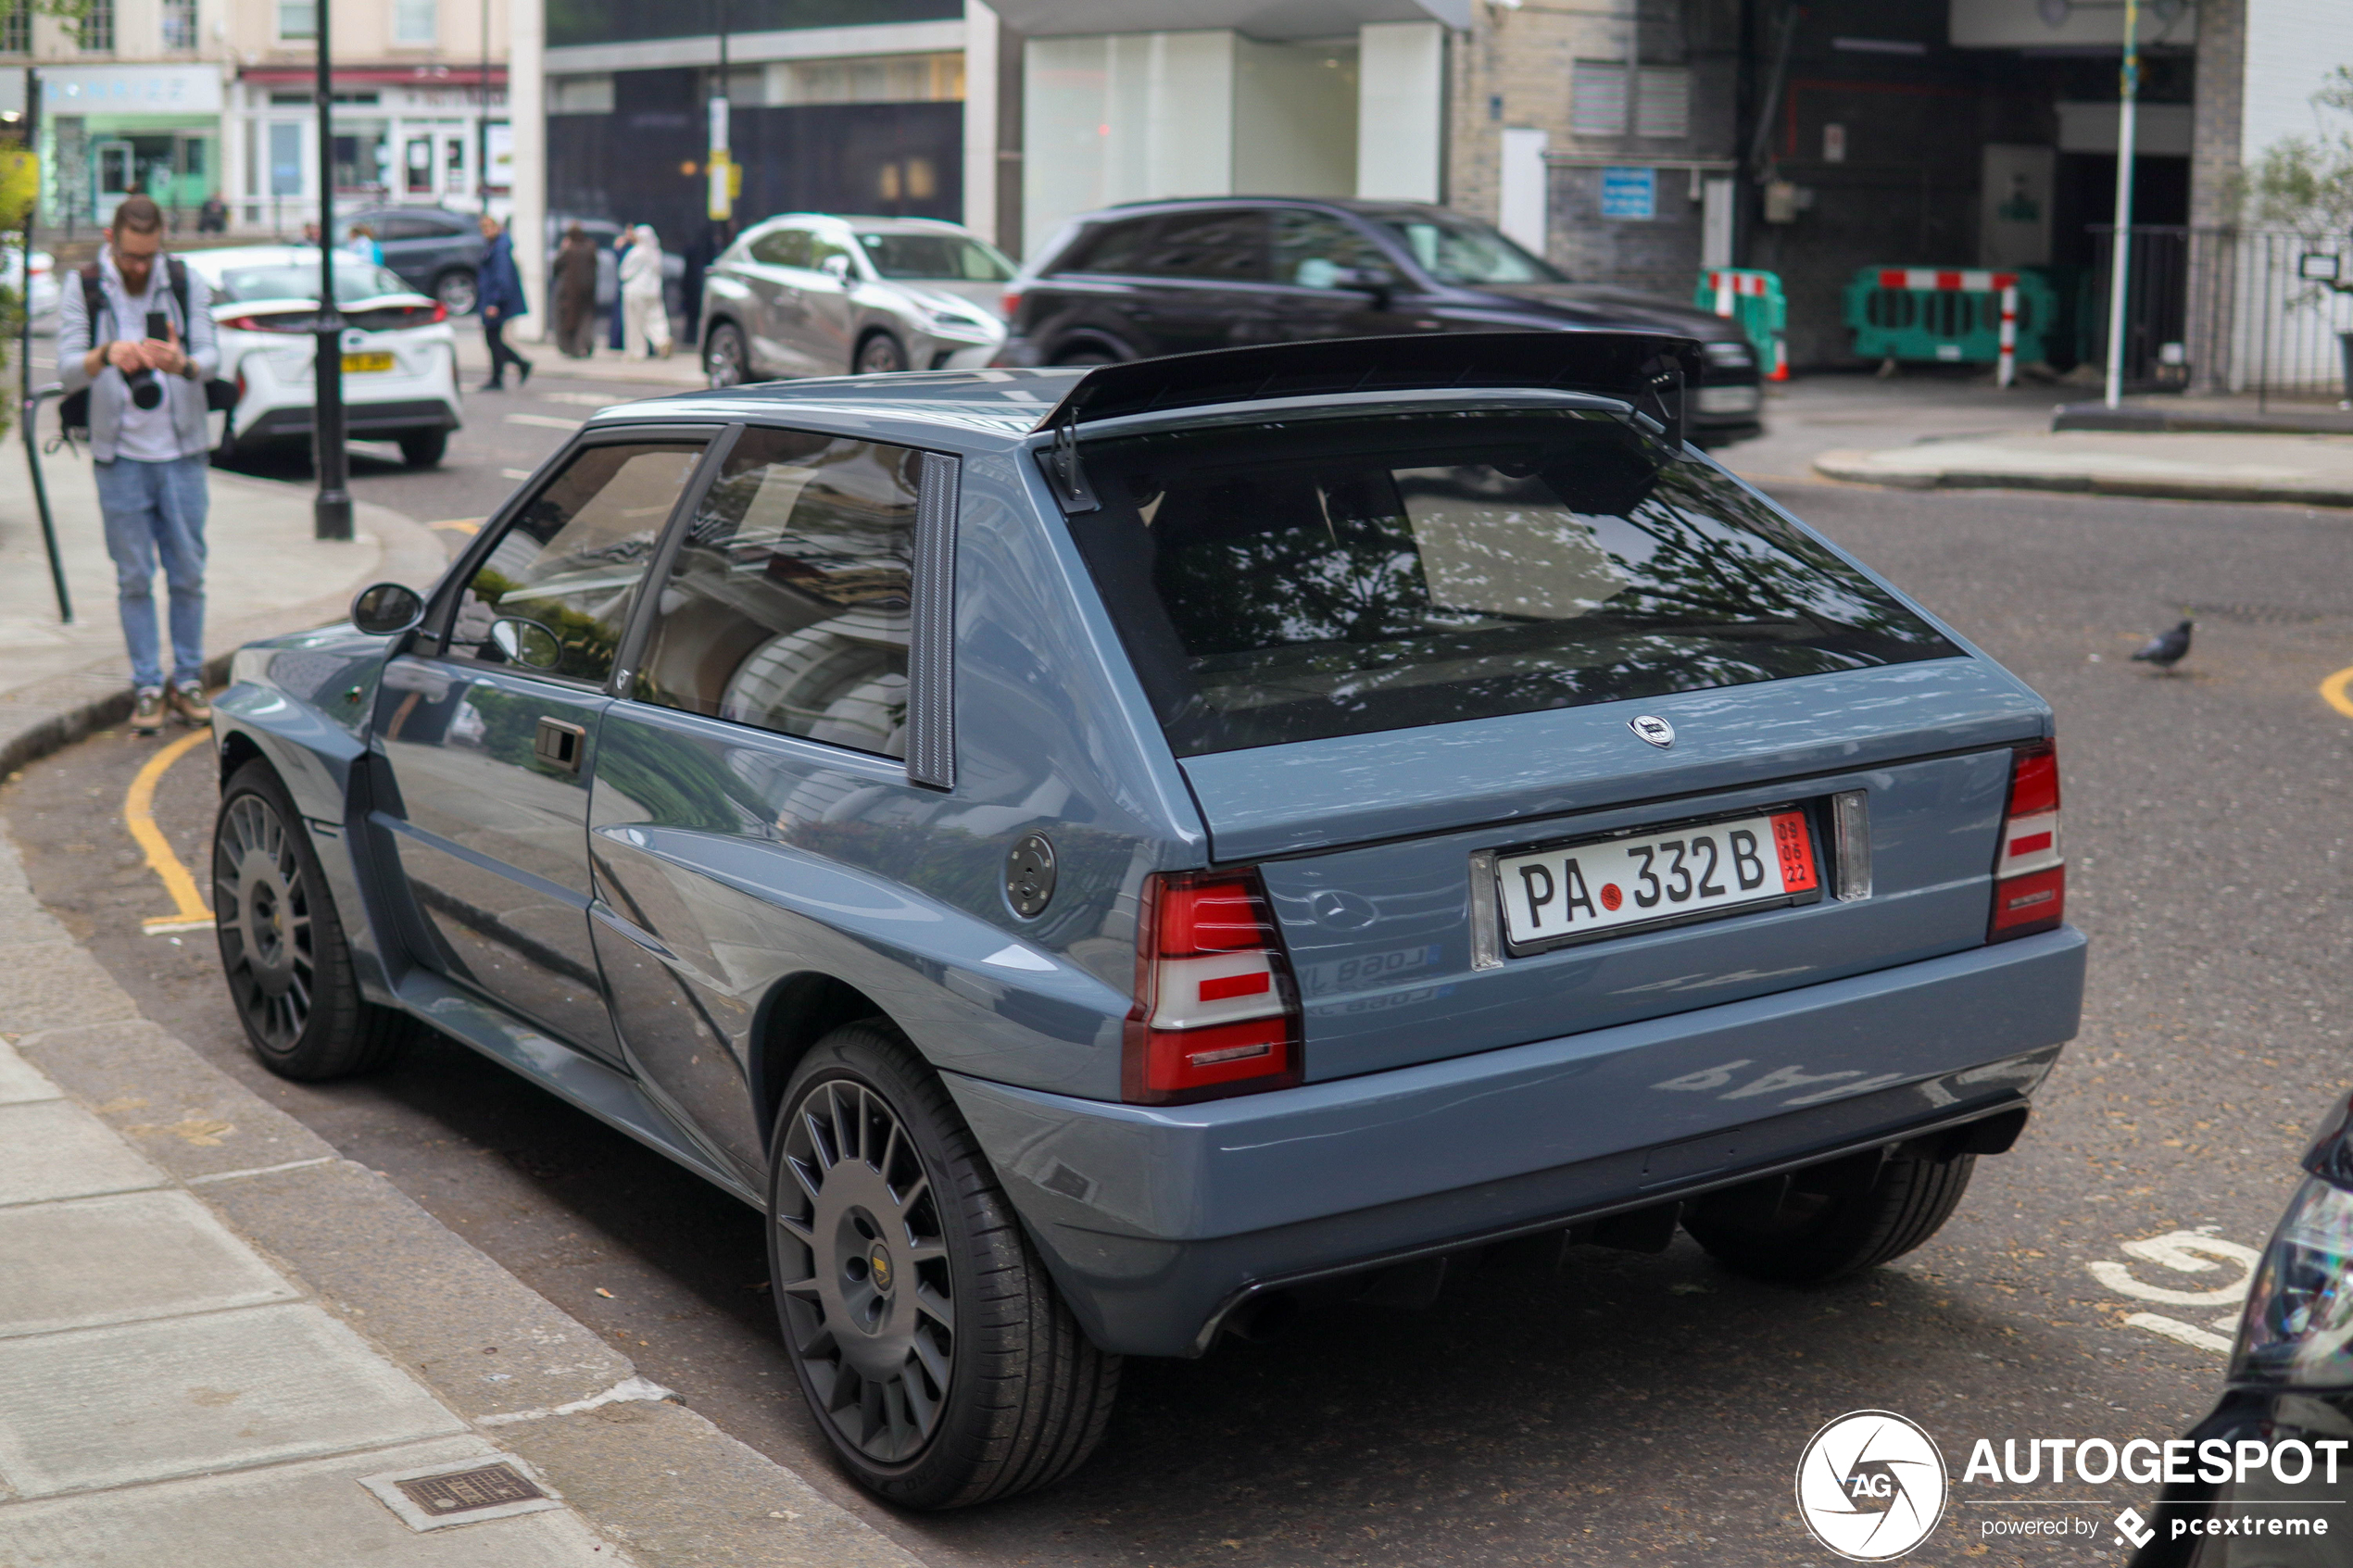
[{"left": 208, "top": 333, "right": 2083, "bottom": 1509}]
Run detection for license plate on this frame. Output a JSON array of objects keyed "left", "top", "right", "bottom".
[
  {"left": 342, "top": 351, "right": 395, "bottom": 373},
  {"left": 1695, "top": 383, "right": 1761, "bottom": 414},
  {"left": 1494, "top": 809, "right": 1819, "bottom": 951}
]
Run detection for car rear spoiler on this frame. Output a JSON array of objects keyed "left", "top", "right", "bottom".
[{"left": 1031, "top": 331, "right": 1703, "bottom": 512}]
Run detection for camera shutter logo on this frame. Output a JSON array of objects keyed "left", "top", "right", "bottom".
[{"left": 1794, "top": 1410, "right": 1948, "bottom": 1561}]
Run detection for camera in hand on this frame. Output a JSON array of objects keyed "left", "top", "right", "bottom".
[{"left": 123, "top": 309, "right": 171, "bottom": 409}]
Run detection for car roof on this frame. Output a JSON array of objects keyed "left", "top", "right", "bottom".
[
  {"left": 1090, "top": 195, "right": 1450, "bottom": 222},
  {"left": 749, "top": 213, "right": 980, "bottom": 236},
  {"left": 584, "top": 369, "right": 1087, "bottom": 450}
]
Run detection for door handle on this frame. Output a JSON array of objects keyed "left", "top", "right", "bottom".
[{"left": 534, "top": 717, "right": 586, "bottom": 773}]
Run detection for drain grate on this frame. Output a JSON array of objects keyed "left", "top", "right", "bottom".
[{"left": 396, "top": 1463, "right": 546, "bottom": 1515}]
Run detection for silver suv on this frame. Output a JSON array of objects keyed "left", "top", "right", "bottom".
[{"left": 698, "top": 213, "right": 1011, "bottom": 384}]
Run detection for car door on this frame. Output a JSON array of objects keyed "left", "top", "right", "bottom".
[
  {"left": 586, "top": 425, "right": 944, "bottom": 1183},
  {"left": 1125, "top": 207, "right": 1275, "bottom": 355},
  {"left": 794, "top": 231, "right": 862, "bottom": 373},
  {"left": 1259, "top": 207, "right": 1432, "bottom": 345},
  {"left": 738, "top": 226, "right": 819, "bottom": 376},
  {"left": 371, "top": 429, "right": 718, "bottom": 1062}
]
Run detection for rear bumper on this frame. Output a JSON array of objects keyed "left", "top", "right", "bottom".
[
  {"left": 237, "top": 397, "right": 460, "bottom": 442},
  {"left": 944, "top": 925, "right": 2085, "bottom": 1356}
]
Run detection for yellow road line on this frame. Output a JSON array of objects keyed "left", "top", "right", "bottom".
[
  {"left": 426, "top": 517, "right": 484, "bottom": 534},
  {"left": 2323, "top": 664, "right": 2353, "bottom": 720},
  {"left": 127, "top": 730, "right": 215, "bottom": 933}
]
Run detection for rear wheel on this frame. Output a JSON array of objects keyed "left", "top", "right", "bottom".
[
  {"left": 1684, "top": 1151, "right": 1977, "bottom": 1285},
  {"left": 397, "top": 428, "right": 447, "bottom": 468},
  {"left": 433, "top": 269, "right": 478, "bottom": 316},
  {"left": 704, "top": 321, "right": 749, "bottom": 387},
  {"left": 768, "top": 1021, "right": 1120, "bottom": 1509},
  {"left": 853, "top": 332, "right": 908, "bottom": 376},
  {"left": 1051, "top": 346, "right": 1119, "bottom": 368},
  {"left": 213, "top": 760, "right": 412, "bottom": 1081}
]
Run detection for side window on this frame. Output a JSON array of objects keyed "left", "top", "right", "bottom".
[
  {"left": 1058, "top": 216, "right": 1157, "bottom": 276},
  {"left": 1135, "top": 209, "right": 1270, "bottom": 282},
  {"left": 751, "top": 227, "right": 812, "bottom": 269},
  {"left": 1273, "top": 210, "right": 1394, "bottom": 289},
  {"left": 633, "top": 428, "right": 920, "bottom": 759},
  {"left": 372, "top": 212, "right": 434, "bottom": 242},
  {"left": 447, "top": 442, "right": 706, "bottom": 685},
  {"left": 808, "top": 233, "right": 855, "bottom": 275}
]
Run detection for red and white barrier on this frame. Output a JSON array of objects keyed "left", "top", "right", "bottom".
[
  {"left": 1873, "top": 269, "right": 2019, "bottom": 293},
  {"left": 1996, "top": 283, "right": 2019, "bottom": 388}
]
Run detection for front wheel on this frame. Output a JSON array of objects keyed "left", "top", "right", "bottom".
[
  {"left": 213, "top": 760, "right": 412, "bottom": 1081},
  {"left": 768, "top": 1022, "right": 1120, "bottom": 1509},
  {"left": 397, "top": 428, "right": 447, "bottom": 468},
  {"left": 704, "top": 320, "right": 749, "bottom": 387},
  {"left": 1685, "top": 1150, "right": 1978, "bottom": 1285},
  {"left": 434, "top": 269, "right": 478, "bottom": 317},
  {"left": 853, "top": 332, "right": 908, "bottom": 376}
]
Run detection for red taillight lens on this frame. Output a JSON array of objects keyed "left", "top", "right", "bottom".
[
  {"left": 426, "top": 301, "right": 448, "bottom": 324},
  {"left": 1000, "top": 288, "right": 1022, "bottom": 320},
  {"left": 1124, "top": 869, "right": 1302, "bottom": 1103},
  {"left": 1989, "top": 740, "right": 2064, "bottom": 941}
]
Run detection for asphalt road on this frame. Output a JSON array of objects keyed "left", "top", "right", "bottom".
[{"left": 6, "top": 419, "right": 2352, "bottom": 1566}]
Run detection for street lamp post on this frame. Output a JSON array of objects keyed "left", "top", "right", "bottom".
[
  {"left": 313, "top": 0, "right": 351, "bottom": 539},
  {"left": 2101, "top": 0, "right": 2140, "bottom": 411}
]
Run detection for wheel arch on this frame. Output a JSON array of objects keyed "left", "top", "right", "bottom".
[
  {"left": 218, "top": 726, "right": 266, "bottom": 787},
  {"left": 1047, "top": 329, "right": 1133, "bottom": 366},
  {"left": 751, "top": 971, "right": 899, "bottom": 1150}
]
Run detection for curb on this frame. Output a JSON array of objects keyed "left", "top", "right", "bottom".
[
  {"left": 2053, "top": 401, "right": 2353, "bottom": 437},
  {"left": 1809, "top": 450, "right": 2353, "bottom": 508}
]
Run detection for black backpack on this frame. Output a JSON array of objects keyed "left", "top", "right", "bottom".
[{"left": 58, "top": 258, "right": 240, "bottom": 435}]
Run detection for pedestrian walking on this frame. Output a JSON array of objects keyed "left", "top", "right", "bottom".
[
  {"left": 621, "top": 225, "right": 672, "bottom": 359},
  {"left": 475, "top": 212, "right": 533, "bottom": 390},
  {"left": 608, "top": 228, "right": 629, "bottom": 351},
  {"left": 55, "top": 194, "right": 220, "bottom": 736},
  {"left": 344, "top": 223, "right": 381, "bottom": 265},
  {"left": 553, "top": 223, "right": 598, "bottom": 358}
]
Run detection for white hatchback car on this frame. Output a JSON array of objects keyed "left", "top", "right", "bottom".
[{"left": 182, "top": 245, "right": 462, "bottom": 469}]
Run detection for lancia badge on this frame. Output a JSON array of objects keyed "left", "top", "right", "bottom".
[{"left": 1629, "top": 715, "right": 1675, "bottom": 748}]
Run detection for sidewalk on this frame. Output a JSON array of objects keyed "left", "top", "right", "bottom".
[
  {"left": 0, "top": 826, "right": 924, "bottom": 1565},
  {"left": 1810, "top": 429, "right": 2353, "bottom": 506}
]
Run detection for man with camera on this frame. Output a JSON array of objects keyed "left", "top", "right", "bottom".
[{"left": 57, "top": 194, "right": 220, "bottom": 735}]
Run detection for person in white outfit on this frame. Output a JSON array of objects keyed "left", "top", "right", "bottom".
[{"left": 620, "top": 226, "right": 672, "bottom": 359}]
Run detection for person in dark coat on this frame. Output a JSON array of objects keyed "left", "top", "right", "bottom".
[
  {"left": 475, "top": 213, "right": 532, "bottom": 390},
  {"left": 608, "top": 227, "right": 630, "bottom": 351},
  {"left": 553, "top": 224, "right": 598, "bottom": 358}
]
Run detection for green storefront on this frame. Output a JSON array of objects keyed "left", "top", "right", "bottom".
[{"left": 39, "top": 63, "right": 222, "bottom": 232}]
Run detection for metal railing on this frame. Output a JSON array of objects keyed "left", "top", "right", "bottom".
[{"left": 2088, "top": 226, "right": 2353, "bottom": 404}]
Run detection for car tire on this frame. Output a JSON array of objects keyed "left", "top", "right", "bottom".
[
  {"left": 1051, "top": 347, "right": 1120, "bottom": 367},
  {"left": 1684, "top": 1151, "right": 1977, "bottom": 1286},
  {"left": 433, "top": 269, "right": 478, "bottom": 316},
  {"left": 768, "top": 1020, "right": 1121, "bottom": 1509},
  {"left": 853, "top": 332, "right": 908, "bottom": 376},
  {"left": 213, "top": 759, "right": 413, "bottom": 1082},
  {"left": 397, "top": 429, "right": 448, "bottom": 468},
  {"left": 704, "top": 320, "right": 749, "bottom": 388}
]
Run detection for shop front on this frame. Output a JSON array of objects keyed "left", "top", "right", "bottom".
[{"left": 37, "top": 64, "right": 223, "bottom": 233}]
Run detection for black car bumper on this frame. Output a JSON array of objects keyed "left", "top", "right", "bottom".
[
  {"left": 236, "top": 399, "right": 459, "bottom": 443},
  {"left": 2130, "top": 1389, "right": 2353, "bottom": 1568}
]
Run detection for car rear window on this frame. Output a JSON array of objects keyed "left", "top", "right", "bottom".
[
  {"left": 1065, "top": 410, "right": 1962, "bottom": 756},
  {"left": 215, "top": 261, "right": 410, "bottom": 303}
]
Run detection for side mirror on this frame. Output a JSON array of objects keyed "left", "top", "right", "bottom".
[
  {"left": 821, "top": 253, "right": 852, "bottom": 283},
  {"left": 488, "top": 617, "right": 563, "bottom": 671},
  {"left": 351, "top": 582, "right": 425, "bottom": 636}
]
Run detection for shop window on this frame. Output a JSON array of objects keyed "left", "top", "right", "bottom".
[
  {"left": 162, "top": 0, "right": 197, "bottom": 51},
  {"left": 405, "top": 138, "right": 433, "bottom": 194},
  {"left": 394, "top": 0, "right": 435, "bottom": 47},
  {"left": 768, "top": 52, "right": 964, "bottom": 106},
  {"left": 78, "top": 0, "right": 113, "bottom": 52},
  {"left": 0, "top": 6, "right": 26, "bottom": 53},
  {"left": 549, "top": 74, "right": 615, "bottom": 115},
  {"left": 278, "top": 0, "right": 315, "bottom": 42}
]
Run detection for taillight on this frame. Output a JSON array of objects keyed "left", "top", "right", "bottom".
[
  {"left": 422, "top": 301, "right": 448, "bottom": 325},
  {"left": 1989, "top": 740, "right": 2064, "bottom": 941},
  {"left": 1000, "top": 288, "right": 1022, "bottom": 320},
  {"left": 1123, "top": 869, "right": 1302, "bottom": 1103}
]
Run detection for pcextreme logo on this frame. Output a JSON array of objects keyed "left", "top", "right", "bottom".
[{"left": 1795, "top": 1411, "right": 1949, "bottom": 1562}]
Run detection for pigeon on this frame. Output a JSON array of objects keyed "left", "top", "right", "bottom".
[{"left": 2132, "top": 619, "right": 2194, "bottom": 673}]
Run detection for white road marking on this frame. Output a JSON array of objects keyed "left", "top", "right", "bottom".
[
  {"left": 2087, "top": 1229, "right": 2262, "bottom": 1357},
  {"left": 2122, "top": 1312, "right": 2237, "bottom": 1355},
  {"left": 503, "top": 412, "right": 582, "bottom": 430}
]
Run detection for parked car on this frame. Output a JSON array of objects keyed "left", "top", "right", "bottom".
[
  {"left": 698, "top": 212, "right": 1010, "bottom": 385},
  {"left": 3, "top": 245, "right": 58, "bottom": 329},
  {"left": 209, "top": 332, "right": 2082, "bottom": 1511},
  {"left": 336, "top": 206, "right": 484, "bottom": 316},
  {"left": 183, "top": 245, "right": 461, "bottom": 469},
  {"left": 997, "top": 197, "right": 1767, "bottom": 445},
  {"left": 2128, "top": 1092, "right": 2353, "bottom": 1567}
]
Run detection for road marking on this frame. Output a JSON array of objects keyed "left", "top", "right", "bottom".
[
  {"left": 503, "top": 412, "right": 581, "bottom": 431},
  {"left": 426, "top": 517, "right": 483, "bottom": 534},
  {"left": 500, "top": 467, "right": 535, "bottom": 480},
  {"left": 531, "top": 391, "right": 623, "bottom": 408},
  {"left": 2086, "top": 1229, "right": 2259, "bottom": 1357},
  {"left": 2322, "top": 663, "right": 2353, "bottom": 719},
  {"left": 2123, "top": 1311, "right": 2237, "bottom": 1354},
  {"left": 127, "top": 730, "right": 215, "bottom": 934}
]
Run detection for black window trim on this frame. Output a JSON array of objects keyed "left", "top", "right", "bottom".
[{"left": 418, "top": 420, "right": 730, "bottom": 695}]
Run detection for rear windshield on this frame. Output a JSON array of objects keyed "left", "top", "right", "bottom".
[
  {"left": 215, "top": 262, "right": 411, "bottom": 304},
  {"left": 1065, "top": 411, "right": 1962, "bottom": 756}
]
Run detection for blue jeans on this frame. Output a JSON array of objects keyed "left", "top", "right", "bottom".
[{"left": 94, "top": 454, "right": 208, "bottom": 691}]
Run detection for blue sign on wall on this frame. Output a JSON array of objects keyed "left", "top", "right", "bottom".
[{"left": 1600, "top": 167, "right": 1655, "bottom": 221}]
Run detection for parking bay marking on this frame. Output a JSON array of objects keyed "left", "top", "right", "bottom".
[
  {"left": 2322, "top": 663, "right": 2353, "bottom": 720},
  {"left": 127, "top": 730, "right": 215, "bottom": 935},
  {"left": 2084, "top": 1229, "right": 2261, "bottom": 1356}
]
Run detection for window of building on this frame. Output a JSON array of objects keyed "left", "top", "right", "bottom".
[
  {"left": 162, "top": 0, "right": 198, "bottom": 50},
  {"left": 0, "top": 5, "right": 28, "bottom": 54},
  {"left": 548, "top": 74, "right": 615, "bottom": 115},
  {"left": 768, "top": 52, "right": 963, "bottom": 106},
  {"left": 1634, "top": 68, "right": 1690, "bottom": 138},
  {"left": 78, "top": 0, "right": 114, "bottom": 52},
  {"left": 1570, "top": 60, "right": 1628, "bottom": 136},
  {"left": 277, "top": 0, "right": 316, "bottom": 42},
  {"left": 394, "top": 0, "right": 435, "bottom": 46}
]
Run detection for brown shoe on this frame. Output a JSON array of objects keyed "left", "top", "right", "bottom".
[
  {"left": 132, "top": 687, "right": 165, "bottom": 735},
  {"left": 169, "top": 682, "right": 212, "bottom": 726}
]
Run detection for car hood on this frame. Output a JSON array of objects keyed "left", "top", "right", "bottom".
[{"left": 1476, "top": 282, "right": 1744, "bottom": 343}]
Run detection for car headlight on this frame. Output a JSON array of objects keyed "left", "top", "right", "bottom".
[{"left": 2233, "top": 1174, "right": 2353, "bottom": 1386}]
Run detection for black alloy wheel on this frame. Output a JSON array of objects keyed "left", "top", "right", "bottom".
[
  {"left": 853, "top": 332, "right": 907, "bottom": 375},
  {"left": 213, "top": 760, "right": 411, "bottom": 1081},
  {"left": 704, "top": 321, "right": 749, "bottom": 388},
  {"left": 1685, "top": 1150, "right": 1978, "bottom": 1285},
  {"left": 768, "top": 1022, "right": 1120, "bottom": 1508}
]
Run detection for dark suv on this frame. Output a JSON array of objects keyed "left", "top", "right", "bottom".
[
  {"left": 339, "top": 206, "right": 484, "bottom": 316},
  {"left": 995, "top": 198, "right": 1765, "bottom": 445}
]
